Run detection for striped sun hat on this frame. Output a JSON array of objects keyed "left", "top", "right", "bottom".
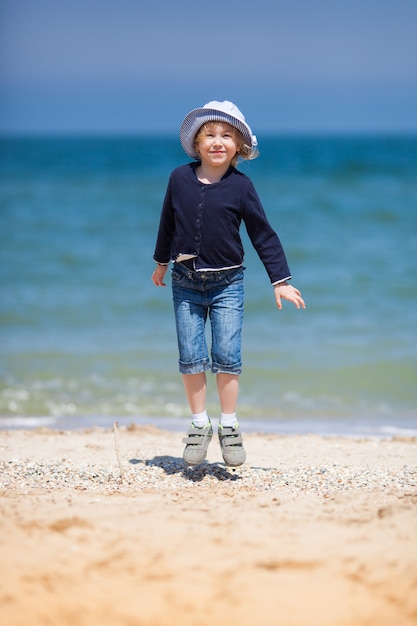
[{"left": 179, "top": 100, "right": 257, "bottom": 160}]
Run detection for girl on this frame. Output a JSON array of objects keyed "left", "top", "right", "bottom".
[{"left": 152, "top": 101, "right": 305, "bottom": 467}]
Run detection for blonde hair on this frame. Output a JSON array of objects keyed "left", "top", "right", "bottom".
[{"left": 194, "top": 122, "right": 258, "bottom": 167}]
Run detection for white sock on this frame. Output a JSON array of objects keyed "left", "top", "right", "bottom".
[
  {"left": 191, "top": 410, "right": 209, "bottom": 427},
  {"left": 220, "top": 412, "right": 237, "bottom": 428}
]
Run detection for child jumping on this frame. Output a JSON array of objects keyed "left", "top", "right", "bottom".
[{"left": 152, "top": 100, "right": 305, "bottom": 467}]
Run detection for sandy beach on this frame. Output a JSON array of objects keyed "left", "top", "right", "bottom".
[{"left": 0, "top": 425, "right": 416, "bottom": 626}]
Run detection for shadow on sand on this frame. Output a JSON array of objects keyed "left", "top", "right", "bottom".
[{"left": 128, "top": 455, "right": 242, "bottom": 482}]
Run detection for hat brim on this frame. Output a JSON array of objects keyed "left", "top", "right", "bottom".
[{"left": 180, "top": 107, "right": 253, "bottom": 160}]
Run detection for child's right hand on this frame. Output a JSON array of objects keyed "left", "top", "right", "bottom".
[{"left": 152, "top": 264, "right": 168, "bottom": 287}]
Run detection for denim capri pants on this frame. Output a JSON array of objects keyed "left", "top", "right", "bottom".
[{"left": 171, "top": 262, "right": 244, "bottom": 375}]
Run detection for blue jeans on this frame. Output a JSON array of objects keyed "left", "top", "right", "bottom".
[{"left": 171, "top": 263, "right": 244, "bottom": 375}]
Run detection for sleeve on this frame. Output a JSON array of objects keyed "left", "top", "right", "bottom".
[
  {"left": 153, "top": 177, "right": 175, "bottom": 264},
  {"left": 242, "top": 180, "right": 292, "bottom": 284}
]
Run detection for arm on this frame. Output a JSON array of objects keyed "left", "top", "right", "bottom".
[
  {"left": 242, "top": 179, "right": 305, "bottom": 310},
  {"left": 152, "top": 174, "right": 174, "bottom": 287},
  {"left": 242, "top": 181, "right": 292, "bottom": 284},
  {"left": 153, "top": 177, "right": 175, "bottom": 265}
]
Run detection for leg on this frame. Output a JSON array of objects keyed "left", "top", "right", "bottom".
[
  {"left": 172, "top": 275, "right": 210, "bottom": 375},
  {"left": 209, "top": 270, "right": 244, "bottom": 377},
  {"left": 216, "top": 373, "right": 239, "bottom": 414},
  {"left": 181, "top": 371, "right": 212, "bottom": 466},
  {"left": 172, "top": 270, "right": 212, "bottom": 465},
  {"left": 216, "top": 371, "right": 245, "bottom": 465},
  {"left": 209, "top": 275, "right": 246, "bottom": 466},
  {"left": 182, "top": 372, "right": 207, "bottom": 414}
]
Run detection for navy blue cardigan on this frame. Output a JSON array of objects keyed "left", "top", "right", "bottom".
[{"left": 153, "top": 163, "right": 291, "bottom": 284}]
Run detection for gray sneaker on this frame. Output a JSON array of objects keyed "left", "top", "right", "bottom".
[
  {"left": 182, "top": 421, "right": 213, "bottom": 466},
  {"left": 218, "top": 423, "right": 246, "bottom": 467}
]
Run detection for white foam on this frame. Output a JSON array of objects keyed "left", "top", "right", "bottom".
[{"left": 1, "top": 414, "right": 416, "bottom": 438}]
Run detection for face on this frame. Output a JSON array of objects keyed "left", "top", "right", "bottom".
[{"left": 194, "top": 122, "right": 241, "bottom": 169}]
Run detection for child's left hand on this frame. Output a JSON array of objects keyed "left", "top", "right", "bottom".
[{"left": 273, "top": 283, "right": 305, "bottom": 310}]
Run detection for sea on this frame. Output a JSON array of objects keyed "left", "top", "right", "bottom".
[{"left": 1, "top": 135, "right": 417, "bottom": 437}]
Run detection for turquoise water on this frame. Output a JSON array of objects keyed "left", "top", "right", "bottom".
[{"left": 1, "top": 136, "right": 416, "bottom": 435}]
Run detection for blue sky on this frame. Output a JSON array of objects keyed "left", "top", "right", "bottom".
[{"left": 1, "top": 0, "right": 417, "bottom": 134}]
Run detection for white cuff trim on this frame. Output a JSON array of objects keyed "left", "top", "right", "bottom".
[{"left": 271, "top": 276, "right": 292, "bottom": 286}]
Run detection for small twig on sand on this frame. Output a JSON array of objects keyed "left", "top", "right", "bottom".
[{"left": 113, "top": 420, "right": 124, "bottom": 482}]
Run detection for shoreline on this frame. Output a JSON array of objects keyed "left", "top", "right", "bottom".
[
  {"left": 1, "top": 426, "right": 416, "bottom": 626},
  {"left": 1, "top": 413, "right": 417, "bottom": 439}
]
